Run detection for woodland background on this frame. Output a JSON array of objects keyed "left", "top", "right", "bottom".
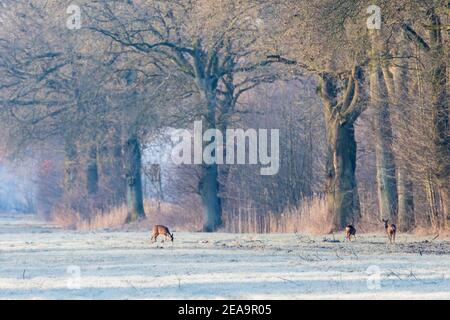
[{"left": 0, "top": 0, "right": 448, "bottom": 234}]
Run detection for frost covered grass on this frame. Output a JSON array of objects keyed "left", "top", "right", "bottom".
[{"left": 0, "top": 213, "right": 450, "bottom": 299}]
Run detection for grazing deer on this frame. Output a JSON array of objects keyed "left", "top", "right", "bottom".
[
  {"left": 382, "top": 219, "right": 396, "bottom": 244},
  {"left": 151, "top": 225, "right": 174, "bottom": 243},
  {"left": 345, "top": 225, "right": 357, "bottom": 241}
]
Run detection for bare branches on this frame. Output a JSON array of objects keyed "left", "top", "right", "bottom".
[
  {"left": 343, "top": 66, "right": 367, "bottom": 122},
  {"left": 401, "top": 23, "right": 431, "bottom": 52}
]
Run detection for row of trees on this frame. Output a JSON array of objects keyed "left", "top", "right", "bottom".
[
  {"left": 276, "top": 0, "right": 449, "bottom": 231},
  {"left": 0, "top": 0, "right": 448, "bottom": 232}
]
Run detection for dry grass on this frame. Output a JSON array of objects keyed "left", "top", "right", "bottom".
[
  {"left": 123, "top": 199, "right": 203, "bottom": 232},
  {"left": 222, "top": 197, "right": 332, "bottom": 234},
  {"left": 52, "top": 196, "right": 337, "bottom": 234},
  {"left": 52, "top": 199, "right": 203, "bottom": 231},
  {"left": 52, "top": 194, "right": 446, "bottom": 235},
  {"left": 51, "top": 205, "right": 128, "bottom": 230}
]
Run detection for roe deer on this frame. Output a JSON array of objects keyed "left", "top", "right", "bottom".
[
  {"left": 382, "top": 219, "right": 396, "bottom": 244},
  {"left": 345, "top": 225, "right": 356, "bottom": 241},
  {"left": 151, "top": 225, "right": 174, "bottom": 243}
]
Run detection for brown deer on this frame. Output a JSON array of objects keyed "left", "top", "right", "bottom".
[
  {"left": 345, "top": 225, "right": 357, "bottom": 241},
  {"left": 382, "top": 219, "right": 396, "bottom": 244},
  {"left": 151, "top": 225, "right": 174, "bottom": 243}
]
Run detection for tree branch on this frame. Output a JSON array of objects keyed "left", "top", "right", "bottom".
[{"left": 401, "top": 23, "right": 431, "bottom": 52}]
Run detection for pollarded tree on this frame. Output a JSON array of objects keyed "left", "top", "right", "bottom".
[
  {"left": 319, "top": 67, "right": 367, "bottom": 228},
  {"left": 277, "top": 0, "right": 371, "bottom": 230}
]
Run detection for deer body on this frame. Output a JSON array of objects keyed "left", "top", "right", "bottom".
[
  {"left": 382, "top": 219, "right": 396, "bottom": 244},
  {"left": 151, "top": 225, "right": 173, "bottom": 243},
  {"left": 345, "top": 225, "right": 356, "bottom": 241}
]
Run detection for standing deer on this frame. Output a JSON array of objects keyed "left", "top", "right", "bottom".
[
  {"left": 345, "top": 225, "right": 357, "bottom": 241},
  {"left": 382, "top": 219, "right": 396, "bottom": 244},
  {"left": 151, "top": 225, "right": 174, "bottom": 243}
]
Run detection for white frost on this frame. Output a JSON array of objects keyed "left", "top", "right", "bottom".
[{"left": 0, "top": 213, "right": 449, "bottom": 299}]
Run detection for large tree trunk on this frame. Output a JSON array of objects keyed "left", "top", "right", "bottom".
[
  {"left": 196, "top": 61, "right": 223, "bottom": 231},
  {"left": 86, "top": 143, "right": 99, "bottom": 195},
  {"left": 428, "top": 9, "right": 449, "bottom": 229},
  {"left": 200, "top": 91, "right": 223, "bottom": 232},
  {"left": 200, "top": 162, "right": 222, "bottom": 232},
  {"left": 325, "top": 120, "right": 360, "bottom": 229},
  {"left": 391, "top": 41, "right": 415, "bottom": 231},
  {"left": 320, "top": 66, "right": 365, "bottom": 231},
  {"left": 369, "top": 33, "right": 398, "bottom": 222},
  {"left": 372, "top": 68, "right": 398, "bottom": 222},
  {"left": 124, "top": 135, "right": 145, "bottom": 222}
]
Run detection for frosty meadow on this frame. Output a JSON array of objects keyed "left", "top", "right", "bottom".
[{"left": 1, "top": 0, "right": 449, "bottom": 302}]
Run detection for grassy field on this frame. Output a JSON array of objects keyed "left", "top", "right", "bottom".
[{"left": 0, "top": 213, "right": 449, "bottom": 299}]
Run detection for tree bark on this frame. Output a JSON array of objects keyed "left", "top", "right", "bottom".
[
  {"left": 369, "top": 33, "right": 398, "bottom": 222},
  {"left": 391, "top": 40, "right": 415, "bottom": 231},
  {"left": 199, "top": 86, "right": 223, "bottom": 232},
  {"left": 124, "top": 135, "right": 145, "bottom": 222},
  {"left": 372, "top": 66, "right": 398, "bottom": 222},
  {"left": 194, "top": 50, "right": 223, "bottom": 232},
  {"left": 320, "top": 66, "right": 366, "bottom": 230},
  {"left": 325, "top": 120, "right": 360, "bottom": 229},
  {"left": 86, "top": 143, "right": 99, "bottom": 195},
  {"left": 200, "top": 162, "right": 222, "bottom": 232}
]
